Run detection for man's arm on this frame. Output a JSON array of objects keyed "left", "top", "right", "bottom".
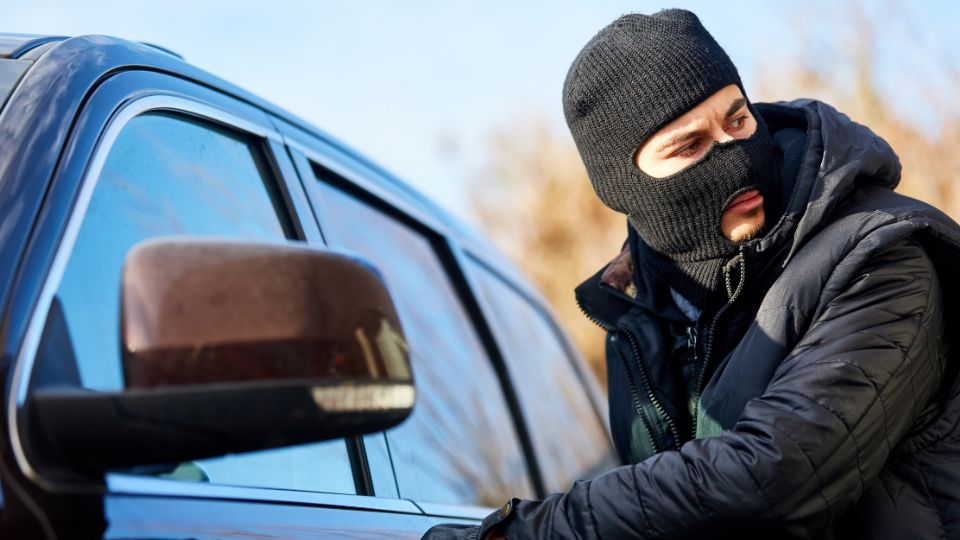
[{"left": 487, "top": 237, "right": 946, "bottom": 539}]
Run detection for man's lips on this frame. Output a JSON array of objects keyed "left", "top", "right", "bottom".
[{"left": 725, "top": 189, "right": 763, "bottom": 213}]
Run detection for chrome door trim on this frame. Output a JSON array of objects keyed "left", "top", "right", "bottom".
[
  {"left": 412, "top": 501, "right": 493, "bottom": 521},
  {"left": 106, "top": 474, "right": 423, "bottom": 515}
]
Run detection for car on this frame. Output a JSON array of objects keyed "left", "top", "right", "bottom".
[{"left": 0, "top": 33, "right": 617, "bottom": 538}]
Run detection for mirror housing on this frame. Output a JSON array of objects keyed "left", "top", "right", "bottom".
[{"left": 29, "top": 238, "right": 414, "bottom": 476}]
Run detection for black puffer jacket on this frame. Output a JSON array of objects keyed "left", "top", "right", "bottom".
[{"left": 482, "top": 100, "right": 960, "bottom": 539}]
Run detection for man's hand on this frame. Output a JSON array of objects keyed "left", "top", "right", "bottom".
[
  {"left": 420, "top": 524, "right": 480, "bottom": 539},
  {"left": 420, "top": 524, "right": 504, "bottom": 540},
  {"left": 422, "top": 501, "right": 513, "bottom": 539}
]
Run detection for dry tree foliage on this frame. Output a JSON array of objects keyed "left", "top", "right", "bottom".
[
  {"left": 469, "top": 2, "right": 960, "bottom": 387},
  {"left": 471, "top": 119, "right": 624, "bottom": 385},
  {"left": 755, "top": 1, "right": 960, "bottom": 216}
]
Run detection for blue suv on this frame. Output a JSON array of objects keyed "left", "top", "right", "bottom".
[{"left": 0, "top": 34, "right": 615, "bottom": 538}]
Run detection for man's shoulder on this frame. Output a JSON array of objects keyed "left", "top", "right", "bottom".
[{"left": 769, "top": 186, "right": 957, "bottom": 312}]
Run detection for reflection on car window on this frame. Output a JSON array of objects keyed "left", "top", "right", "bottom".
[
  {"left": 467, "top": 260, "right": 614, "bottom": 493},
  {"left": 48, "top": 112, "right": 355, "bottom": 495},
  {"left": 313, "top": 174, "right": 535, "bottom": 507}
]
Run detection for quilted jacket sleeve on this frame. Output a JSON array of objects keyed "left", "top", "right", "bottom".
[{"left": 492, "top": 238, "right": 946, "bottom": 539}]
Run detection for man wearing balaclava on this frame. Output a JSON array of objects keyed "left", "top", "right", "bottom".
[{"left": 424, "top": 8, "right": 960, "bottom": 540}]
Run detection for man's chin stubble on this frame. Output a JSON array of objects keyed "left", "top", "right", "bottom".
[
  {"left": 736, "top": 223, "right": 764, "bottom": 242},
  {"left": 727, "top": 213, "right": 766, "bottom": 243}
]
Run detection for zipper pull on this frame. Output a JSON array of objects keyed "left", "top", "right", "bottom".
[{"left": 686, "top": 326, "right": 698, "bottom": 357}]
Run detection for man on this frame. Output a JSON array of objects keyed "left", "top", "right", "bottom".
[{"left": 426, "top": 8, "right": 960, "bottom": 539}]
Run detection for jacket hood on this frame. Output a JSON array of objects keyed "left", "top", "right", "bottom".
[{"left": 754, "top": 99, "right": 902, "bottom": 264}]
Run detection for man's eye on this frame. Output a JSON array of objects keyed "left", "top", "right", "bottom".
[
  {"left": 729, "top": 115, "right": 747, "bottom": 130},
  {"left": 676, "top": 140, "right": 700, "bottom": 157}
]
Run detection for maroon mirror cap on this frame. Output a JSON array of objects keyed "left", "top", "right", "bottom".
[{"left": 120, "top": 238, "right": 411, "bottom": 388}]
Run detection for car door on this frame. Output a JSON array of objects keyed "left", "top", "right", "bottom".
[{"left": 9, "top": 68, "right": 443, "bottom": 539}]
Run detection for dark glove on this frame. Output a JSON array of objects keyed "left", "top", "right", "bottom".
[
  {"left": 421, "top": 524, "right": 480, "bottom": 540},
  {"left": 420, "top": 499, "right": 515, "bottom": 540}
]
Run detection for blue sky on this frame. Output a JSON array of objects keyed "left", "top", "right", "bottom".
[{"left": 7, "top": 1, "right": 959, "bottom": 222}]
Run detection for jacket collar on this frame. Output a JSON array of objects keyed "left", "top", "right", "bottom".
[
  {"left": 577, "top": 100, "right": 836, "bottom": 326},
  {"left": 574, "top": 264, "right": 639, "bottom": 331},
  {"left": 575, "top": 225, "right": 690, "bottom": 329}
]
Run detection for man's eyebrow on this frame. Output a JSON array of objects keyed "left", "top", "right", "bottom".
[
  {"left": 653, "top": 97, "right": 749, "bottom": 154},
  {"left": 725, "top": 97, "right": 747, "bottom": 118}
]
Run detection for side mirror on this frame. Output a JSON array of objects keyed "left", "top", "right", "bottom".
[{"left": 29, "top": 238, "right": 414, "bottom": 476}]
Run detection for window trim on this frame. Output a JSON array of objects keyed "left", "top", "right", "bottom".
[{"left": 8, "top": 94, "right": 305, "bottom": 494}]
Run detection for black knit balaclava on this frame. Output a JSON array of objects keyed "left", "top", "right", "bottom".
[{"left": 563, "top": 9, "right": 777, "bottom": 307}]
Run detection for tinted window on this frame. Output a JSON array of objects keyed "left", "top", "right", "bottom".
[
  {"left": 468, "top": 260, "right": 613, "bottom": 493},
  {"left": 312, "top": 173, "right": 535, "bottom": 507},
  {"left": 47, "top": 112, "right": 354, "bottom": 494}
]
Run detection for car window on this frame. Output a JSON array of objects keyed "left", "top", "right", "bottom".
[
  {"left": 45, "top": 111, "right": 355, "bottom": 495},
  {"left": 467, "top": 259, "right": 613, "bottom": 493},
  {"left": 310, "top": 170, "right": 535, "bottom": 507}
]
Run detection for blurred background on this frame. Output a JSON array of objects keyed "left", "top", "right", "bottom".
[{"left": 9, "top": 0, "right": 958, "bottom": 387}]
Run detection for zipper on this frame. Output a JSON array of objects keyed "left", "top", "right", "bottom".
[
  {"left": 623, "top": 329, "right": 682, "bottom": 450},
  {"left": 686, "top": 324, "right": 699, "bottom": 421},
  {"left": 575, "top": 295, "right": 616, "bottom": 334},
  {"left": 690, "top": 247, "right": 748, "bottom": 438},
  {"left": 611, "top": 334, "right": 661, "bottom": 455},
  {"left": 577, "top": 296, "right": 682, "bottom": 452}
]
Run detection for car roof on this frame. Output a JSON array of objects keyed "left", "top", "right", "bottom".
[{"left": 0, "top": 33, "right": 67, "bottom": 58}]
